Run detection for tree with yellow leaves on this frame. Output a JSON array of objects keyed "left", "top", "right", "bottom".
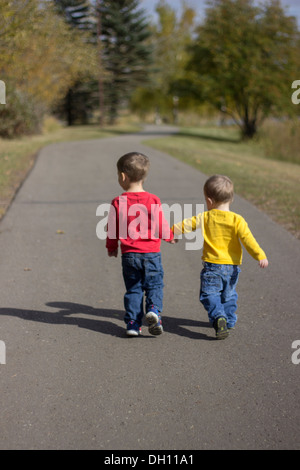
[{"left": 0, "top": 0, "right": 98, "bottom": 136}]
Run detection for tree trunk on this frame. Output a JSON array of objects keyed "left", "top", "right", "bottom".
[
  {"left": 97, "top": 0, "right": 104, "bottom": 127},
  {"left": 66, "top": 88, "right": 73, "bottom": 126},
  {"left": 242, "top": 117, "right": 257, "bottom": 139}
]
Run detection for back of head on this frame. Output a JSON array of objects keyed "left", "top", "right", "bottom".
[
  {"left": 117, "top": 152, "right": 150, "bottom": 182},
  {"left": 204, "top": 175, "right": 234, "bottom": 204}
]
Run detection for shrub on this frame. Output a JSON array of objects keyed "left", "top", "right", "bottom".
[
  {"left": 259, "top": 119, "right": 300, "bottom": 165},
  {"left": 0, "top": 86, "right": 41, "bottom": 138}
]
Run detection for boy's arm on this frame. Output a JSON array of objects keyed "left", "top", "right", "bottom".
[
  {"left": 106, "top": 200, "right": 119, "bottom": 256},
  {"left": 152, "top": 201, "right": 174, "bottom": 243},
  {"left": 160, "top": 210, "right": 174, "bottom": 243},
  {"left": 237, "top": 217, "right": 268, "bottom": 267},
  {"left": 171, "top": 213, "right": 202, "bottom": 236}
]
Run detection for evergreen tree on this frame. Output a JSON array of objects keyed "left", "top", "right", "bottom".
[
  {"left": 53, "top": 0, "right": 99, "bottom": 125},
  {"left": 98, "top": 0, "right": 152, "bottom": 124},
  {"left": 53, "top": 0, "right": 92, "bottom": 31}
]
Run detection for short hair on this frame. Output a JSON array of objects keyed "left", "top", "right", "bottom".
[
  {"left": 204, "top": 175, "right": 234, "bottom": 203},
  {"left": 117, "top": 152, "right": 150, "bottom": 182}
]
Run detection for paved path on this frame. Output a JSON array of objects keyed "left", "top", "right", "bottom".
[{"left": 0, "top": 126, "right": 299, "bottom": 450}]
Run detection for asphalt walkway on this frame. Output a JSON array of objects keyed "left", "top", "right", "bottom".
[{"left": 0, "top": 126, "right": 299, "bottom": 450}]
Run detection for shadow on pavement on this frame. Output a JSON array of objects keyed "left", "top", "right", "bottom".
[{"left": 0, "top": 301, "right": 213, "bottom": 340}]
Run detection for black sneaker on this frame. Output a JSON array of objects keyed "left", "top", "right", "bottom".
[{"left": 213, "top": 317, "right": 229, "bottom": 340}]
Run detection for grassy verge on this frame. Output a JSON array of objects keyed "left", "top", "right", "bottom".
[
  {"left": 0, "top": 122, "right": 140, "bottom": 219},
  {"left": 144, "top": 126, "right": 300, "bottom": 239}
]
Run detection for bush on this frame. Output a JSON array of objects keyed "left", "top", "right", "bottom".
[
  {"left": 0, "top": 86, "right": 41, "bottom": 138},
  {"left": 41, "top": 115, "right": 63, "bottom": 134},
  {"left": 259, "top": 119, "right": 300, "bottom": 165}
]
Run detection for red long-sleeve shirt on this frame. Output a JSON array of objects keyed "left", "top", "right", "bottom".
[{"left": 106, "top": 191, "right": 174, "bottom": 254}]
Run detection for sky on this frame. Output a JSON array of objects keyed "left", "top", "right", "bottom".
[{"left": 141, "top": 0, "right": 300, "bottom": 26}]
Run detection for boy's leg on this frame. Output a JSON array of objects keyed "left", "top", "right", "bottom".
[
  {"left": 200, "top": 264, "right": 226, "bottom": 324},
  {"left": 143, "top": 253, "right": 164, "bottom": 335},
  {"left": 200, "top": 263, "right": 229, "bottom": 339},
  {"left": 144, "top": 253, "right": 164, "bottom": 312},
  {"left": 122, "top": 254, "right": 144, "bottom": 332},
  {"left": 221, "top": 266, "right": 240, "bottom": 329}
]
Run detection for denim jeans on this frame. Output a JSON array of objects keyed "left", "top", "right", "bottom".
[
  {"left": 200, "top": 262, "right": 241, "bottom": 328},
  {"left": 121, "top": 252, "right": 164, "bottom": 327}
]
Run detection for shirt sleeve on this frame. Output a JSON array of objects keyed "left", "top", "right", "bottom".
[
  {"left": 106, "top": 199, "right": 119, "bottom": 252},
  {"left": 237, "top": 217, "right": 267, "bottom": 261},
  {"left": 171, "top": 213, "right": 203, "bottom": 235},
  {"left": 151, "top": 199, "right": 174, "bottom": 242}
]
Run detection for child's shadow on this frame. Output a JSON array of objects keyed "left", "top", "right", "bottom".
[
  {"left": 0, "top": 301, "right": 213, "bottom": 340},
  {"left": 0, "top": 302, "right": 127, "bottom": 338},
  {"left": 163, "top": 315, "right": 213, "bottom": 340}
]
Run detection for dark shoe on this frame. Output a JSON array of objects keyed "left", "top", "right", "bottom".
[
  {"left": 126, "top": 321, "right": 141, "bottom": 337},
  {"left": 213, "top": 317, "right": 229, "bottom": 340}
]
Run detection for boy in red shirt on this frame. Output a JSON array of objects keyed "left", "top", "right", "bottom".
[{"left": 106, "top": 152, "right": 175, "bottom": 336}]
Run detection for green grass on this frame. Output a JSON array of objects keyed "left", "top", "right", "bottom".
[
  {"left": 144, "top": 126, "right": 300, "bottom": 239},
  {"left": 0, "top": 122, "right": 140, "bottom": 219}
]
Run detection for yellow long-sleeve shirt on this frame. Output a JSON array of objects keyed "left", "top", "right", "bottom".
[{"left": 172, "top": 209, "right": 267, "bottom": 265}]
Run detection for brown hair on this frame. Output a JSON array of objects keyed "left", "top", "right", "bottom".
[
  {"left": 204, "top": 175, "right": 234, "bottom": 203},
  {"left": 117, "top": 152, "right": 150, "bottom": 182}
]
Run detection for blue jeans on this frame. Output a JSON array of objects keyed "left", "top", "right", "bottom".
[
  {"left": 121, "top": 252, "right": 164, "bottom": 327},
  {"left": 200, "top": 262, "right": 241, "bottom": 328}
]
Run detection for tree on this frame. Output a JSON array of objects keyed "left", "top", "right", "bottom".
[
  {"left": 53, "top": 0, "right": 100, "bottom": 125},
  {"left": 97, "top": 0, "right": 152, "bottom": 124},
  {"left": 188, "top": 0, "right": 300, "bottom": 138},
  {"left": 0, "top": 0, "right": 97, "bottom": 136},
  {"left": 153, "top": 0, "right": 195, "bottom": 95},
  {"left": 53, "top": 0, "right": 92, "bottom": 30},
  {"left": 130, "top": 0, "right": 196, "bottom": 122}
]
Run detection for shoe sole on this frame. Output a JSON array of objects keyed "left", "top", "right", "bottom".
[
  {"left": 126, "top": 327, "right": 142, "bottom": 337},
  {"left": 215, "top": 318, "right": 229, "bottom": 340},
  {"left": 149, "top": 325, "right": 163, "bottom": 336},
  {"left": 145, "top": 311, "right": 158, "bottom": 325},
  {"left": 126, "top": 329, "right": 139, "bottom": 336},
  {"left": 146, "top": 312, "right": 163, "bottom": 336}
]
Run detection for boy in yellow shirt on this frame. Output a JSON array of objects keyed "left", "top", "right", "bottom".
[{"left": 172, "top": 175, "right": 268, "bottom": 339}]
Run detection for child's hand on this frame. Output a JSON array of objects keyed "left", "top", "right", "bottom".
[
  {"left": 168, "top": 239, "right": 178, "bottom": 244},
  {"left": 259, "top": 258, "right": 268, "bottom": 268},
  {"left": 108, "top": 249, "right": 118, "bottom": 257}
]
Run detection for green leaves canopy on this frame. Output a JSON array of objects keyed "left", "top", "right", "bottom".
[{"left": 188, "top": 0, "right": 300, "bottom": 138}]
